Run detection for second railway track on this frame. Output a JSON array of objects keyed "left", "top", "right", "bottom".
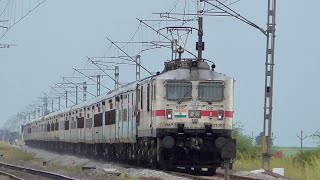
[{"left": 0, "top": 161, "right": 76, "bottom": 180}]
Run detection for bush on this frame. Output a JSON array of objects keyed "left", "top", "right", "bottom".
[
  {"left": 294, "top": 149, "right": 320, "bottom": 167},
  {"left": 233, "top": 123, "right": 261, "bottom": 159}
]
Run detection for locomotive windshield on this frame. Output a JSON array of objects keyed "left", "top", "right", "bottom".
[
  {"left": 198, "top": 82, "right": 224, "bottom": 102},
  {"left": 166, "top": 81, "right": 192, "bottom": 101}
]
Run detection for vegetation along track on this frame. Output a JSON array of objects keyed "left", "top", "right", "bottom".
[{"left": 0, "top": 161, "right": 76, "bottom": 180}]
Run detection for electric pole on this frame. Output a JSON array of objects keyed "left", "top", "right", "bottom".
[
  {"left": 136, "top": 55, "right": 141, "bottom": 81},
  {"left": 97, "top": 75, "right": 101, "bottom": 96},
  {"left": 115, "top": 66, "right": 119, "bottom": 89},
  {"left": 197, "top": 16, "right": 204, "bottom": 61},
  {"left": 297, "top": 130, "right": 308, "bottom": 154},
  {"left": 83, "top": 82, "right": 87, "bottom": 101}
]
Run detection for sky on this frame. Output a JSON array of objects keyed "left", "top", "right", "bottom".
[{"left": 0, "top": 0, "right": 319, "bottom": 147}]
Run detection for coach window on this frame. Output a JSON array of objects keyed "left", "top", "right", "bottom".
[
  {"left": 166, "top": 81, "right": 192, "bottom": 101},
  {"left": 105, "top": 109, "right": 116, "bottom": 125},
  {"left": 65, "top": 121, "right": 69, "bottom": 130},
  {"left": 51, "top": 123, "right": 54, "bottom": 131},
  {"left": 77, "top": 116, "right": 85, "bottom": 128},
  {"left": 94, "top": 113, "right": 103, "bottom": 127},
  {"left": 55, "top": 122, "right": 59, "bottom": 131},
  {"left": 198, "top": 82, "right": 224, "bottom": 102}
]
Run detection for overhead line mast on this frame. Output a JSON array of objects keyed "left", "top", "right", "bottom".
[{"left": 262, "top": 0, "right": 277, "bottom": 170}]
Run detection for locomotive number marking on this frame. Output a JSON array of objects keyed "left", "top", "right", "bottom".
[
  {"left": 206, "top": 107, "right": 214, "bottom": 110},
  {"left": 176, "top": 105, "right": 185, "bottom": 109},
  {"left": 212, "top": 124, "right": 225, "bottom": 128},
  {"left": 165, "top": 122, "right": 179, "bottom": 126}
]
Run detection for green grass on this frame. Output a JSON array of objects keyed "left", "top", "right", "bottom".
[
  {"left": 0, "top": 141, "right": 34, "bottom": 161},
  {"left": 234, "top": 150, "right": 320, "bottom": 180},
  {"left": 0, "top": 141, "right": 82, "bottom": 174}
]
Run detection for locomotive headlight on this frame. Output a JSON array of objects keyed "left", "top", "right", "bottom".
[
  {"left": 195, "top": 111, "right": 201, "bottom": 118},
  {"left": 167, "top": 109, "right": 173, "bottom": 119},
  {"left": 189, "top": 110, "right": 201, "bottom": 118},
  {"left": 189, "top": 111, "right": 195, "bottom": 118},
  {"left": 217, "top": 110, "right": 224, "bottom": 120}
]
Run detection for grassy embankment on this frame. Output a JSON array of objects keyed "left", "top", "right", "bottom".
[
  {"left": 0, "top": 141, "right": 137, "bottom": 180},
  {"left": 232, "top": 128, "right": 320, "bottom": 180},
  {"left": 0, "top": 141, "right": 82, "bottom": 173}
]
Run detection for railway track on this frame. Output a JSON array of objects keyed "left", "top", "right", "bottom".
[
  {"left": 0, "top": 170, "right": 23, "bottom": 180},
  {"left": 167, "top": 170, "right": 275, "bottom": 180},
  {"left": 0, "top": 161, "right": 77, "bottom": 180}
]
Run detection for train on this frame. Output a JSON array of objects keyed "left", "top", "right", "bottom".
[{"left": 23, "top": 59, "right": 236, "bottom": 175}]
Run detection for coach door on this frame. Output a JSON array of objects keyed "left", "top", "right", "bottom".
[
  {"left": 129, "top": 91, "right": 137, "bottom": 143},
  {"left": 117, "top": 94, "right": 128, "bottom": 143},
  {"left": 93, "top": 102, "right": 103, "bottom": 143}
]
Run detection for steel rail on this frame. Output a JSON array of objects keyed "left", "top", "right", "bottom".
[
  {"left": 0, "top": 170, "right": 24, "bottom": 180},
  {"left": 0, "top": 161, "right": 77, "bottom": 180}
]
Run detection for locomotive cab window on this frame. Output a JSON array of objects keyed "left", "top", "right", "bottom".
[
  {"left": 166, "top": 81, "right": 192, "bottom": 101},
  {"left": 198, "top": 81, "right": 224, "bottom": 102}
]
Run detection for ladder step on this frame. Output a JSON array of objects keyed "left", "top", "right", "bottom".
[
  {"left": 266, "top": 71, "right": 271, "bottom": 76},
  {"left": 268, "top": 10, "right": 274, "bottom": 16},
  {"left": 267, "top": 49, "right": 272, "bottom": 54},
  {"left": 265, "top": 114, "right": 271, "bottom": 119}
]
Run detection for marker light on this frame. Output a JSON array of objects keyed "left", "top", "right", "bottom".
[
  {"left": 167, "top": 109, "right": 173, "bottom": 119},
  {"left": 217, "top": 110, "right": 224, "bottom": 120}
]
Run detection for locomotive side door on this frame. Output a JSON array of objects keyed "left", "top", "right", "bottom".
[
  {"left": 115, "top": 96, "right": 120, "bottom": 142},
  {"left": 146, "top": 82, "right": 153, "bottom": 134},
  {"left": 135, "top": 85, "right": 141, "bottom": 136},
  {"left": 136, "top": 81, "right": 153, "bottom": 137}
]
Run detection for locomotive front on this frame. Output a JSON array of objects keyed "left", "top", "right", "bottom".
[{"left": 154, "top": 59, "right": 236, "bottom": 173}]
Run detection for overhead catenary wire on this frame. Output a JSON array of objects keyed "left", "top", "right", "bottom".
[
  {"left": 73, "top": 68, "right": 111, "bottom": 91},
  {"left": 202, "top": 0, "right": 266, "bottom": 35},
  {"left": 137, "top": 18, "right": 197, "bottom": 58},
  {"left": 106, "top": 37, "right": 153, "bottom": 75},
  {"left": 0, "top": 0, "right": 47, "bottom": 41},
  {"left": 86, "top": 56, "right": 117, "bottom": 83},
  {"left": 61, "top": 76, "right": 96, "bottom": 97}
]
